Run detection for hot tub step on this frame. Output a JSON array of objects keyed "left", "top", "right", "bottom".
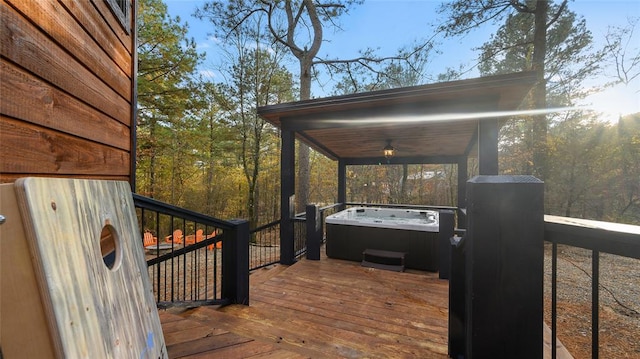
[{"left": 362, "top": 249, "right": 405, "bottom": 272}]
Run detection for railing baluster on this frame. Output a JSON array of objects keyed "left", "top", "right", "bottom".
[
  {"left": 592, "top": 250, "right": 599, "bottom": 359},
  {"left": 133, "top": 194, "right": 244, "bottom": 307},
  {"left": 155, "top": 211, "right": 161, "bottom": 303},
  {"left": 552, "top": 242, "right": 557, "bottom": 359}
]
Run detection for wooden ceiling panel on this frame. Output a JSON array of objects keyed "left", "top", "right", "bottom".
[
  {"left": 303, "top": 120, "right": 477, "bottom": 159},
  {"left": 258, "top": 72, "right": 537, "bottom": 162}
]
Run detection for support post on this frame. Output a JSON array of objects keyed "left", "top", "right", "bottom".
[
  {"left": 222, "top": 219, "right": 250, "bottom": 305},
  {"left": 457, "top": 156, "right": 468, "bottom": 229},
  {"left": 448, "top": 235, "right": 466, "bottom": 359},
  {"left": 338, "top": 159, "right": 347, "bottom": 211},
  {"left": 306, "top": 204, "right": 321, "bottom": 260},
  {"left": 464, "top": 175, "right": 544, "bottom": 358},
  {"left": 280, "top": 129, "right": 296, "bottom": 265},
  {"left": 478, "top": 119, "right": 499, "bottom": 175},
  {"left": 438, "top": 210, "right": 455, "bottom": 279}
]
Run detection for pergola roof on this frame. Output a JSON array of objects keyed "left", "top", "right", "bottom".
[{"left": 258, "top": 71, "right": 537, "bottom": 164}]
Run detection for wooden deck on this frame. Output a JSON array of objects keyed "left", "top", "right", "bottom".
[
  {"left": 159, "top": 254, "right": 574, "bottom": 358},
  {"left": 160, "top": 255, "right": 450, "bottom": 358}
]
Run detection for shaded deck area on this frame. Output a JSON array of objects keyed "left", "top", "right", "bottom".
[{"left": 160, "top": 255, "right": 450, "bottom": 358}]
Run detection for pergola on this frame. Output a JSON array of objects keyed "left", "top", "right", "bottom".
[{"left": 257, "top": 71, "right": 538, "bottom": 264}]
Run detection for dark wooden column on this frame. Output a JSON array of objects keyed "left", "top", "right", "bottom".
[
  {"left": 464, "top": 175, "right": 544, "bottom": 358},
  {"left": 478, "top": 118, "right": 499, "bottom": 175},
  {"left": 338, "top": 159, "right": 346, "bottom": 210},
  {"left": 280, "top": 128, "right": 296, "bottom": 265},
  {"left": 222, "top": 219, "right": 250, "bottom": 305},
  {"left": 437, "top": 210, "right": 455, "bottom": 279},
  {"left": 457, "top": 156, "right": 468, "bottom": 228},
  {"left": 306, "top": 204, "right": 321, "bottom": 260}
]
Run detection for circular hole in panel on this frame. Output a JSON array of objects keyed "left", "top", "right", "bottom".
[{"left": 100, "top": 224, "right": 121, "bottom": 271}]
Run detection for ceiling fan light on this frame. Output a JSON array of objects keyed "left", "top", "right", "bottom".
[{"left": 383, "top": 141, "right": 395, "bottom": 158}]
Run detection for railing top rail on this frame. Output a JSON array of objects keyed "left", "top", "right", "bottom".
[
  {"left": 133, "top": 193, "right": 238, "bottom": 230},
  {"left": 345, "top": 202, "right": 458, "bottom": 211},
  {"left": 251, "top": 219, "right": 280, "bottom": 233},
  {"left": 544, "top": 215, "right": 640, "bottom": 259},
  {"left": 319, "top": 203, "right": 342, "bottom": 212},
  {"left": 545, "top": 215, "right": 640, "bottom": 235}
]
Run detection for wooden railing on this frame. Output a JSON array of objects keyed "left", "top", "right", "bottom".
[
  {"left": 133, "top": 194, "right": 249, "bottom": 307},
  {"left": 544, "top": 215, "right": 640, "bottom": 359}
]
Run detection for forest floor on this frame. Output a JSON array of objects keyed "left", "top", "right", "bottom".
[{"left": 544, "top": 244, "right": 640, "bottom": 358}]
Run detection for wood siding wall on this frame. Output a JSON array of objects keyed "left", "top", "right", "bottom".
[{"left": 1, "top": 0, "right": 136, "bottom": 185}]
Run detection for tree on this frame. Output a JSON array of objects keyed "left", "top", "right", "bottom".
[
  {"left": 472, "top": 2, "right": 606, "bottom": 180},
  {"left": 437, "top": 0, "right": 571, "bottom": 179},
  {"left": 605, "top": 17, "right": 640, "bottom": 87},
  {"left": 196, "top": 0, "right": 359, "bottom": 213},
  {"left": 223, "top": 47, "right": 294, "bottom": 227},
  {"left": 613, "top": 113, "right": 640, "bottom": 223},
  {"left": 196, "top": 0, "right": 435, "bottom": 212},
  {"left": 331, "top": 43, "right": 432, "bottom": 95},
  {"left": 545, "top": 113, "right": 610, "bottom": 217},
  {"left": 195, "top": 6, "right": 294, "bottom": 226},
  {"left": 137, "top": 0, "right": 204, "bottom": 200}
]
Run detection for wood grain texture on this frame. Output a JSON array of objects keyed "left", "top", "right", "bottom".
[
  {"left": 89, "top": 0, "right": 133, "bottom": 53},
  {"left": 182, "top": 257, "right": 450, "bottom": 359},
  {"left": 0, "top": 116, "right": 130, "bottom": 176},
  {"left": 158, "top": 254, "right": 573, "bottom": 358},
  {"left": 303, "top": 119, "right": 478, "bottom": 159},
  {"left": 5, "top": 0, "right": 131, "bottom": 99},
  {"left": 15, "top": 178, "right": 166, "bottom": 358},
  {"left": 0, "top": 2, "right": 130, "bottom": 123},
  {"left": 0, "top": 184, "right": 56, "bottom": 358},
  {"left": 1, "top": 60, "right": 130, "bottom": 148},
  {"left": 59, "top": 0, "right": 132, "bottom": 72}
]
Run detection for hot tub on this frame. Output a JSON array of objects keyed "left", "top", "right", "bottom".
[{"left": 325, "top": 207, "right": 440, "bottom": 271}]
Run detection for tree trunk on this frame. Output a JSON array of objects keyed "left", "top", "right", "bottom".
[
  {"left": 400, "top": 164, "right": 408, "bottom": 203},
  {"left": 149, "top": 116, "right": 157, "bottom": 198},
  {"left": 531, "top": 0, "right": 548, "bottom": 180},
  {"left": 296, "top": 56, "right": 313, "bottom": 212}
]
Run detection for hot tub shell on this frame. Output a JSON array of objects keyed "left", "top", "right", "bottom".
[{"left": 325, "top": 207, "right": 440, "bottom": 271}]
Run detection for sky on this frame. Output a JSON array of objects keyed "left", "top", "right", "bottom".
[{"left": 164, "top": 0, "right": 640, "bottom": 122}]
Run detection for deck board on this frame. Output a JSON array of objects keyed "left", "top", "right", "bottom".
[
  {"left": 159, "top": 254, "right": 573, "bottom": 358},
  {"left": 161, "top": 255, "right": 450, "bottom": 358}
]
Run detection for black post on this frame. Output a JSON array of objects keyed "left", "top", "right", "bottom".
[
  {"left": 438, "top": 210, "right": 455, "bottom": 279},
  {"left": 465, "top": 175, "right": 544, "bottom": 358},
  {"left": 478, "top": 119, "right": 498, "bottom": 175},
  {"left": 222, "top": 219, "right": 250, "bottom": 305},
  {"left": 280, "top": 129, "right": 295, "bottom": 265},
  {"left": 449, "top": 235, "right": 466, "bottom": 359},
  {"left": 338, "top": 159, "right": 347, "bottom": 211},
  {"left": 457, "top": 156, "right": 468, "bottom": 229},
  {"left": 306, "top": 204, "right": 321, "bottom": 260}
]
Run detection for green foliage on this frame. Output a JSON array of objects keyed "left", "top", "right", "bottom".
[
  {"left": 545, "top": 113, "right": 640, "bottom": 224},
  {"left": 136, "top": 0, "right": 205, "bottom": 203},
  {"left": 134, "top": 0, "right": 638, "bottom": 227},
  {"left": 345, "top": 164, "right": 457, "bottom": 207}
]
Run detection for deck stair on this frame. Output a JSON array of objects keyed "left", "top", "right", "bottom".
[{"left": 361, "top": 248, "right": 406, "bottom": 272}]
